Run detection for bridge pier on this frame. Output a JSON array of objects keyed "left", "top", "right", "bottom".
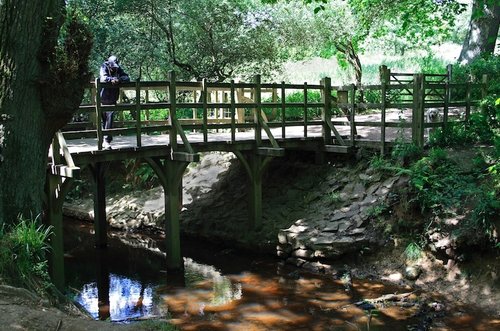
[
  {"left": 89, "top": 163, "right": 108, "bottom": 248},
  {"left": 234, "top": 150, "right": 278, "bottom": 229},
  {"left": 146, "top": 156, "right": 194, "bottom": 270},
  {"left": 45, "top": 173, "right": 74, "bottom": 292}
]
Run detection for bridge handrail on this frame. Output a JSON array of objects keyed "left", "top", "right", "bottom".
[{"left": 63, "top": 66, "right": 487, "bottom": 154}]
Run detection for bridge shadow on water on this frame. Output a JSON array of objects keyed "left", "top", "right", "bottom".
[{"left": 63, "top": 219, "right": 498, "bottom": 330}]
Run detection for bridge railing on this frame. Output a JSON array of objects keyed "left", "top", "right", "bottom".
[{"left": 62, "top": 67, "right": 487, "bottom": 153}]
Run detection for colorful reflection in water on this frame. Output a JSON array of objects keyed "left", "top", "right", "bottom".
[
  {"left": 76, "top": 274, "right": 154, "bottom": 321},
  {"left": 64, "top": 220, "right": 499, "bottom": 330}
]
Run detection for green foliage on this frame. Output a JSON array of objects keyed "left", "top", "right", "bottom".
[
  {"left": 390, "top": 139, "right": 423, "bottom": 166},
  {"left": 137, "top": 320, "right": 179, "bottom": 331},
  {"left": 69, "top": 0, "right": 284, "bottom": 81},
  {"left": 409, "top": 148, "right": 472, "bottom": 213},
  {"left": 452, "top": 55, "right": 500, "bottom": 96},
  {"left": 124, "top": 160, "right": 159, "bottom": 190},
  {"left": 367, "top": 202, "right": 388, "bottom": 218},
  {"left": 429, "top": 95, "right": 499, "bottom": 147},
  {"left": 325, "top": 191, "right": 342, "bottom": 204},
  {"left": 404, "top": 242, "right": 422, "bottom": 261},
  {"left": 0, "top": 217, "right": 52, "bottom": 293},
  {"left": 362, "top": 56, "right": 448, "bottom": 84},
  {"left": 267, "top": 90, "right": 332, "bottom": 120}
]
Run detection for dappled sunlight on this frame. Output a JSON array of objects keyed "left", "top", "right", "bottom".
[{"left": 65, "top": 221, "right": 498, "bottom": 330}]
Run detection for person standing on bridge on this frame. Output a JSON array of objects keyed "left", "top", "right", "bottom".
[{"left": 99, "top": 55, "right": 130, "bottom": 149}]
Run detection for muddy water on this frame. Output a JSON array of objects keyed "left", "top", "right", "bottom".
[{"left": 63, "top": 220, "right": 498, "bottom": 330}]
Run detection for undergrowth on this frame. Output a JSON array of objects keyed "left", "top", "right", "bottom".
[
  {"left": 0, "top": 216, "right": 53, "bottom": 295},
  {"left": 371, "top": 96, "right": 499, "bottom": 254}
]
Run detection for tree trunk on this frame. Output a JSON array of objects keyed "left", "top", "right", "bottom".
[
  {"left": 0, "top": 0, "right": 91, "bottom": 226},
  {"left": 458, "top": 0, "right": 500, "bottom": 63}
]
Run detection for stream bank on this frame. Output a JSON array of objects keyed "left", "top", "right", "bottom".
[{"left": 62, "top": 150, "right": 499, "bottom": 321}]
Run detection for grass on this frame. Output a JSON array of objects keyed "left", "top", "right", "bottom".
[{"left": 0, "top": 216, "right": 52, "bottom": 294}]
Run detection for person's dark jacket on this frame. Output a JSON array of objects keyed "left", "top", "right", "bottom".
[{"left": 99, "top": 61, "right": 130, "bottom": 105}]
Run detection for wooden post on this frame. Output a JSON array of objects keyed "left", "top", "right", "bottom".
[
  {"left": 202, "top": 79, "right": 208, "bottom": 142},
  {"left": 281, "top": 82, "right": 286, "bottom": 139},
  {"left": 303, "top": 82, "right": 308, "bottom": 138},
  {"left": 379, "top": 65, "right": 390, "bottom": 84},
  {"left": 95, "top": 79, "right": 103, "bottom": 150},
  {"left": 96, "top": 249, "right": 110, "bottom": 321},
  {"left": 165, "top": 159, "right": 183, "bottom": 270},
  {"left": 193, "top": 90, "right": 197, "bottom": 120},
  {"left": 349, "top": 84, "right": 356, "bottom": 146},
  {"left": 233, "top": 151, "right": 269, "bottom": 230},
  {"left": 272, "top": 87, "right": 277, "bottom": 121},
  {"left": 254, "top": 75, "right": 262, "bottom": 145},
  {"left": 46, "top": 174, "right": 65, "bottom": 291},
  {"left": 321, "top": 77, "right": 332, "bottom": 145},
  {"left": 169, "top": 71, "right": 177, "bottom": 151},
  {"left": 145, "top": 157, "right": 190, "bottom": 271},
  {"left": 447, "top": 64, "right": 453, "bottom": 83},
  {"left": 481, "top": 74, "right": 488, "bottom": 99},
  {"left": 249, "top": 154, "right": 263, "bottom": 230},
  {"left": 380, "top": 66, "right": 388, "bottom": 155},
  {"left": 412, "top": 74, "right": 425, "bottom": 148},
  {"left": 135, "top": 79, "right": 142, "bottom": 147},
  {"left": 230, "top": 80, "right": 236, "bottom": 142},
  {"left": 91, "top": 162, "right": 107, "bottom": 248},
  {"left": 145, "top": 90, "right": 150, "bottom": 121},
  {"left": 465, "top": 80, "right": 471, "bottom": 122},
  {"left": 443, "top": 80, "right": 449, "bottom": 130},
  {"left": 215, "top": 90, "right": 220, "bottom": 120}
]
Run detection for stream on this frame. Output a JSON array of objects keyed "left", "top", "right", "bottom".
[{"left": 63, "top": 219, "right": 497, "bottom": 330}]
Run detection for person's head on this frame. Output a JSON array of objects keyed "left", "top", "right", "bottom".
[{"left": 107, "top": 55, "right": 119, "bottom": 72}]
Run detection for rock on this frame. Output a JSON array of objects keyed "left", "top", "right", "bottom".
[
  {"left": 405, "top": 265, "right": 422, "bottom": 280},
  {"left": 292, "top": 249, "right": 314, "bottom": 259}
]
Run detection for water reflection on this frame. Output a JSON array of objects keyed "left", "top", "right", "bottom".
[
  {"left": 64, "top": 220, "right": 498, "bottom": 330},
  {"left": 77, "top": 274, "right": 154, "bottom": 321},
  {"left": 74, "top": 257, "right": 241, "bottom": 322}
]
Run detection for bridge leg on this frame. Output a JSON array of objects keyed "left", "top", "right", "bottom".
[
  {"left": 145, "top": 157, "right": 189, "bottom": 271},
  {"left": 248, "top": 154, "right": 263, "bottom": 229},
  {"left": 45, "top": 173, "right": 74, "bottom": 292},
  {"left": 234, "top": 151, "right": 274, "bottom": 230},
  {"left": 90, "top": 163, "right": 107, "bottom": 248},
  {"left": 46, "top": 174, "right": 65, "bottom": 292}
]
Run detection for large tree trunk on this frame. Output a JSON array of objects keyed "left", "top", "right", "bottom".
[
  {"left": 0, "top": 0, "right": 91, "bottom": 226},
  {"left": 458, "top": 0, "right": 500, "bottom": 63}
]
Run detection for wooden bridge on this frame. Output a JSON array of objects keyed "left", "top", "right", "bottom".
[{"left": 45, "top": 66, "right": 487, "bottom": 290}]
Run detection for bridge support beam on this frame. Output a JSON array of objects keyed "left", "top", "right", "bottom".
[
  {"left": 234, "top": 151, "right": 275, "bottom": 229},
  {"left": 146, "top": 157, "right": 192, "bottom": 270},
  {"left": 89, "top": 163, "right": 108, "bottom": 248},
  {"left": 45, "top": 173, "right": 74, "bottom": 292}
]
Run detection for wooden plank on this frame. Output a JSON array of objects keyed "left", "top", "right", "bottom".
[
  {"left": 229, "top": 80, "right": 235, "bottom": 142},
  {"left": 303, "top": 82, "right": 308, "bottom": 138},
  {"left": 323, "top": 145, "right": 354, "bottom": 153},
  {"left": 169, "top": 71, "right": 177, "bottom": 151},
  {"left": 172, "top": 152, "right": 200, "bottom": 162},
  {"left": 202, "top": 79, "right": 208, "bottom": 143},
  {"left": 173, "top": 119, "right": 194, "bottom": 154},
  {"left": 95, "top": 79, "right": 103, "bottom": 150},
  {"left": 49, "top": 165, "right": 80, "bottom": 178},
  {"left": 321, "top": 77, "right": 332, "bottom": 145},
  {"left": 281, "top": 81, "right": 286, "bottom": 138},
  {"left": 135, "top": 80, "right": 142, "bottom": 147},
  {"left": 254, "top": 75, "right": 262, "bottom": 145},
  {"left": 349, "top": 84, "right": 356, "bottom": 146},
  {"left": 256, "top": 147, "right": 285, "bottom": 157}
]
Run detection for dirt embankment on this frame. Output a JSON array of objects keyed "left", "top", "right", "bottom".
[
  {"left": 63, "top": 150, "right": 499, "bottom": 318},
  {"left": 3, "top": 149, "right": 497, "bottom": 329}
]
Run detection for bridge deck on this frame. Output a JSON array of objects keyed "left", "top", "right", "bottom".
[{"left": 65, "top": 110, "right": 414, "bottom": 158}]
